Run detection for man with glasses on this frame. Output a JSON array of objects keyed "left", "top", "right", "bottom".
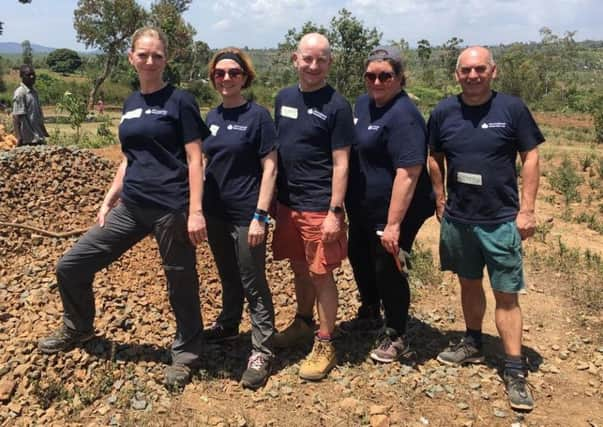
[
  {"left": 271, "top": 33, "right": 354, "bottom": 381},
  {"left": 12, "top": 65, "right": 49, "bottom": 146},
  {"left": 427, "top": 46, "right": 544, "bottom": 411}
]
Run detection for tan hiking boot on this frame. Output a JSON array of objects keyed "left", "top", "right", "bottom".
[
  {"left": 298, "top": 338, "right": 337, "bottom": 381},
  {"left": 273, "top": 316, "right": 314, "bottom": 349}
]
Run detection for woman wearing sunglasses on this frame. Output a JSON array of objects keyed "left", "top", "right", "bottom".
[
  {"left": 202, "top": 48, "right": 277, "bottom": 389},
  {"left": 343, "top": 46, "right": 434, "bottom": 363}
]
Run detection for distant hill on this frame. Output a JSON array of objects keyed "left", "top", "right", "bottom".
[{"left": 0, "top": 42, "right": 55, "bottom": 54}]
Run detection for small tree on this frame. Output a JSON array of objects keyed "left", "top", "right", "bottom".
[
  {"left": 21, "top": 40, "right": 33, "bottom": 66},
  {"left": 592, "top": 96, "right": 603, "bottom": 144},
  {"left": 47, "top": 49, "right": 82, "bottom": 74},
  {"left": 56, "top": 91, "right": 88, "bottom": 144}
]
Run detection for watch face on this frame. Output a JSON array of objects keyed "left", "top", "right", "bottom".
[{"left": 330, "top": 206, "right": 343, "bottom": 214}]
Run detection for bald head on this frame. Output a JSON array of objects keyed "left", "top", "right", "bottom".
[
  {"left": 456, "top": 46, "right": 495, "bottom": 70},
  {"left": 297, "top": 33, "right": 331, "bottom": 57}
]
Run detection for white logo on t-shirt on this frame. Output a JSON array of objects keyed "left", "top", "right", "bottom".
[
  {"left": 307, "top": 108, "right": 327, "bottom": 121},
  {"left": 227, "top": 124, "right": 248, "bottom": 131},
  {"left": 209, "top": 124, "right": 220, "bottom": 136},
  {"left": 120, "top": 108, "right": 143, "bottom": 123},
  {"left": 368, "top": 125, "right": 380, "bottom": 131},
  {"left": 145, "top": 108, "right": 168, "bottom": 116},
  {"left": 481, "top": 122, "right": 507, "bottom": 129}
]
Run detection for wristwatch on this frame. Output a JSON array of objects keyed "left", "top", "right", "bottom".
[{"left": 329, "top": 206, "right": 344, "bottom": 214}]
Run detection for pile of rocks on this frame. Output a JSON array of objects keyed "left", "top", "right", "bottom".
[{"left": 0, "top": 124, "right": 17, "bottom": 151}]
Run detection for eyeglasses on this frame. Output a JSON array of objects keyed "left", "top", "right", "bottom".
[
  {"left": 364, "top": 71, "right": 395, "bottom": 83},
  {"left": 214, "top": 68, "right": 245, "bottom": 79},
  {"left": 458, "top": 65, "right": 489, "bottom": 75}
]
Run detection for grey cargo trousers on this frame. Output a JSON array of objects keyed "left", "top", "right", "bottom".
[{"left": 56, "top": 201, "right": 203, "bottom": 366}]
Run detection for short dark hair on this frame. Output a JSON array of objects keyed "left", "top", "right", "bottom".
[{"left": 19, "top": 64, "right": 35, "bottom": 78}]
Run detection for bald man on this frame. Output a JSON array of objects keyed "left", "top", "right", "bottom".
[
  {"left": 427, "top": 46, "right": 543, "bottom": 411},
  {"left": 271, "top": 33, "right": 354, "bottom": 381}
]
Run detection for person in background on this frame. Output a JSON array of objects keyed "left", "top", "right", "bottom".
[
  {"left": 202, "top": 47, "right": 277, "bottom": 390},
  {"left": 12, "top": 64, "right": 49, "bottom": 146},
  {"left": 428, "top": 46, "right": 543, "bottom": 411},
  {"left": 37, "top": 27, "right": 210, "bottom": 388},
  {"left": 343, "top": 46, "right": 434, "bottom": 363},
  {"left": 271, "top": 33, "right": 354, "bottom": 381}
]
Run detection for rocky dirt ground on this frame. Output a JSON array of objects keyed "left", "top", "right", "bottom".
[{"left": 0, "top": 145, "right": 601, "bottom": 427}]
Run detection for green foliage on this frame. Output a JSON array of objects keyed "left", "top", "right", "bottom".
[
  {"left": 74, "top": 0, "right": 147, "bottom": 107},
  {"left": 440, "top": 36, "right": 463, "bottom": 77},
  {"left": 409, "top": 242, "right": 442, "bottom": 289},
  {"left": 46, "top": 48, "right": 83, "bottom": 74},
  {"left": 21, "top": 40, "right": 33, "bottom": 66},
  {"left": 591, "top": 97, "right": 603, "bottom": 144},
  {"left": 548, "top": 156, "right": 583, "bottom": 205},
  {"left": 276, "top": 9, "right": 381, "bottom": 100},
  {"left": 34, "top": 73, "right": 84, "bottom": 104},
  {"left": 56, "top": 91, "right": 88, "bottom": 143}
]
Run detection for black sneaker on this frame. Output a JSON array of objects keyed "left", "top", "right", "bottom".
[
  {"left": 164, "top": 363, "right": 192, "bottom": 388},
  {"left": 38, "top": 325, "right": 95, "bottom": 354},
  {"left": 241, "top": 351, "right": 272, "bottom": 390},
  {"left": 339, "top": 304, "right": 383, "bottom": 333},
  {"left": 202, "top": 323, "right": 239, "bottom": 343},
  {"left": 436, "top": 338, "right": 485, "bottom": 366},
  {"left": 504, "top": 370, "right": 534, "bottom": 411}
]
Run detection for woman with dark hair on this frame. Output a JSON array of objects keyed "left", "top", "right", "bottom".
[
  {"left": 202, "top": 47, "right": 278, "bottom": 389},
  {"left": 38, "top": 27, "right": 210, "bottom": 387},
  {"left": 343, "top": 46, "right": 435, "bottom": 362}
]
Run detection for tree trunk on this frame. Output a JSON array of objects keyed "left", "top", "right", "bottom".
[{"left": 88, "top": 54, "right": 116, "bottom": 110}]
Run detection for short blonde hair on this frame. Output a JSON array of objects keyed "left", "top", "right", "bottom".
[
  {"left": 208, "top": 47, "right": 256, "bottom": 90},
  {"left": 131, "top": 27, "right": 169, "bottom": 57}
]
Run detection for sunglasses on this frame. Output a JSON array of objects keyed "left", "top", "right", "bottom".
[
  {"left": 214, "top": 68, "right": 245, "bottom": 79},
  {"left": 458, "top": 65, "right": 489, "bottom": 75},
  {"left": 364, "top": 71, "right": 395, "bottom": 83}
]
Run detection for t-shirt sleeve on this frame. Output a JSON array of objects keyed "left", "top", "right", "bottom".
[
  {"left": 179, "top": 91, "right": 211, "bottom": 144},
  {"left": 514, "top": 101, "right": 545, "bottom": 152},
  {"left": 426, "top": 109, "right": 442, "bottom": 152},
  {"left": 12, "top": 89, "right": 26, "bottom": 115},
  {"left": 387, "top": 114, "right": 427, "bottom": 169},
  {"left": 330, "top": 100, "right": 355, "bottom": 150},
  {"left": 256, "top": 107, "right": 277, "bottom": 158}
]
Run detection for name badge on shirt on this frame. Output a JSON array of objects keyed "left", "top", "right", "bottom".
[
  {"left": 209, "top": 124, "right": 220, "bottom": 136},
  {"left": 457, "top": 171, "right": 483, "bottom": 186},
  {"left": 120, "top": 108, "right": 143, "bottom": 123},
  {"left": 281, "top": 105, "right": 298, "bottom": 119}
]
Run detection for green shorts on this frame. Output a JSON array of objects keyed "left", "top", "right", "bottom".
[{"left": 439, "top": 217, "right": 525, "bottom": 293}]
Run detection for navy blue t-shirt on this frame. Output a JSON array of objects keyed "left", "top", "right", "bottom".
[
  {"left": 428, "top": 91, "right": 544, "bottom": 224},
  {"left": 203, "top": 101, "right": 277, "bottom": 225},
  {"left": 274, "top": 84, "right": 355, "bottom": 211},
  {"left": 347, "top": 91, "right": 434, "bottom": 229},
  {"left": 119, "top": 85, "right": 210, "bottom": 210}
]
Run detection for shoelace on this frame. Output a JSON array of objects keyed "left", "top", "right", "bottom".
[
  {"left": 378, "top": 337, "right": 394, "bottom": 350},
  {"left": 506, "top": 374, "right": 534, "bottom": 397},
  {"left": 248, "top": 353, "right": 267, "bottom": 370}
]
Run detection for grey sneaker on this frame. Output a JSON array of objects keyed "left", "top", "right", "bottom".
[
  {"left": 437, "top": 338, "right": 485, "bottom": 366},
  {"left": 202, "top": 323, "right": 239, "bottom": 343},
  {"left": 504, "top": 370, "right": 534, "bottom": 411},
  {"left": 241, "top": 351, "right": 272, "bottom": 390},
  {"left": 164, "top": 364, "right": 192, "bottom": 388},
  {"left": 38, "top": 325, "right": 95, "bottom": 354},
  {"left": 369, "top": 329, "right": 411, "bottom": 363}
]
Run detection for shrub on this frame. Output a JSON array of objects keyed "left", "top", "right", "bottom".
[
  {"left": 548, "top": 156, "right": 583, "bottom": 206},
  {"left": 46, "top": 48, "right": 82, "bottom": 74}
]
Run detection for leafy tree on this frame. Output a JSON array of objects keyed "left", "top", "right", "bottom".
[
  {"left": 56, "top": 91, "right": 88, "bottom": 144},
  {"left": 148, "top": 0, "right": 196, "bottom": 83},
  {"left": 21, "top": 40, "right": 33, "bottom": 66},
  {"left": 441, "top": 36, "right": 464, "bottom": 76},
  {"left": 329, "top": 9, "right": 381, "bottom": 100},
  {"left": 417, "top": 39, "right": 432, "bottom": 66},
  {"left": 73, "top": 0, "right": 147, "bottom": 108},
  {"left": 276, "top": 9, "right": 381, "bottom": 100},
  {"left": 46, "top": 48, "right": 82, "bottom": 74}
]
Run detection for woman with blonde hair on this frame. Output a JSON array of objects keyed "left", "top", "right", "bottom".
[
  {"left": 202, "top": 47, "right": 278, "bottom": 390},
  {"left": 38, "top": 27, "right": 211, "bottom": 388}
]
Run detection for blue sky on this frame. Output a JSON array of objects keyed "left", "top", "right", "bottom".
[{"left": 2, "top": 0, "right": 602, "bottom": 51}]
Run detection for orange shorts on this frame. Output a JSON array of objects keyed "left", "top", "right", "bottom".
[{"left": 272, "top": 203, "right": 348, "bottom": 275}]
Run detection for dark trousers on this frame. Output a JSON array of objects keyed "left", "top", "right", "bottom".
[
  {"left": 206, "top": 215, "right": 275, "bottom": 355},
  {"left": 347, "top": 211, "right": 430, "bottom": 335},
  {"left": 56, "top": 202, "right": 203, "bottom": 366}
]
